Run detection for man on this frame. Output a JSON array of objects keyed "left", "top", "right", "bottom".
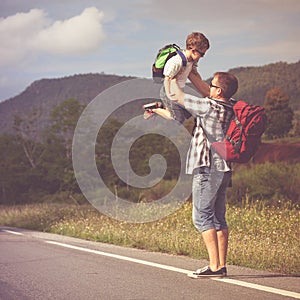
[{"left": 170, "top": 72, "right": 238, "bottom": 277}]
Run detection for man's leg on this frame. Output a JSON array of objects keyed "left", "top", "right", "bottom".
[
  {"left": 214, "top": 171, "right": 231, "bottom": 268},
  {"left": 217, "top": 228, "right": 229, "bottom": 268},
  {"left": 201, "top": 228, "right": 220, "bottom": 271},
  {"left": 192, "top": 168, "right": 224, "bottom": 271}
]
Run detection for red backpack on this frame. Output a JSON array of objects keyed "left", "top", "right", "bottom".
[{"left": 212, "top": 100, "right": 267, "bottom": 163}]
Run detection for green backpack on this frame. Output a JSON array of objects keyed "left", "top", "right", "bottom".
[{"left": 152, "top": 44, "right": 187, "bottom": 83}]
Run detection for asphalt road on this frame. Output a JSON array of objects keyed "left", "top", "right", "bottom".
[{"left": 0, "top": 226, "right": 299, "bottom": 300}]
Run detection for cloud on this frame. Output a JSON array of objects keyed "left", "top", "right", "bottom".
[
  {"left": 0, "top": 7, "right": 106, "bottom": 67},
  {"left": 0, "top": 9, "right": 46, "bottom": 66},
  {"left": 34, "top": 7, "right": 105, "bottom": 54},
  {"left": 0, "top": 0, "right": 299, "bottom": 101}
]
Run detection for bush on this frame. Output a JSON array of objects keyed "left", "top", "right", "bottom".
[
  {"left": 228, "top": 162, "right": 300, "bottom": 205},
  {"left": 111, "top": 179, "right": 179, "bottom": 203}
]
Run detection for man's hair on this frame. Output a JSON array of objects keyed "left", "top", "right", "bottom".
[
  {"left": 214, "top": 72, "right": 238, "bottom": 99},
  {"left": 186, "top": 32, "right": 210, "bottom": 51}
]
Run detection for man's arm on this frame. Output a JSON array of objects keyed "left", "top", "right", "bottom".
[
  {"left": 170, "top": 79, "right": 209, "bottom": 115},
  {"left": 188, "top": 67, "right": 210, "bottom": 97}
]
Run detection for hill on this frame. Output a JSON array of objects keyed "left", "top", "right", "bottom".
[
  {"left": 0, "top": 61, "right": 299, "bottom": 135},
  {"left": 228, "top": 61, "right": 300, "bottom": 109},
  {"left": 0, "top": 73, "right": 136, "bottom": 135}
]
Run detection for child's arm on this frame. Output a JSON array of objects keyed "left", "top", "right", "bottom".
[
  {"left": 169, "top": 79, "right": 185, "bottom": 105},
  {"left": 163, "top": 76, "right": 177, "bottom": 100},
  {"left": 188, "top": 68, "right": 210, "bottom": 97}
]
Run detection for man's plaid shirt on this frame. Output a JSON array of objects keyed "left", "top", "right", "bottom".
[{"left": 183, "top": 95, "right": 234, "bottom": 174}]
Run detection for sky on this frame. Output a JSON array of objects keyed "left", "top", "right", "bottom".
[{"left": 0, "top": 0, "right": 299, "bottom": 101}]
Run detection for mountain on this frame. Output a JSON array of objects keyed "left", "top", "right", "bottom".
[
  {"left": 0, "top": 73, "right": 136, "bottom": 135},
  {"left": 0, "top": 61, "right": 299, "bottom": 135},
  {"left": 228, "top": 61, "right": 300, "bottom": 108}
]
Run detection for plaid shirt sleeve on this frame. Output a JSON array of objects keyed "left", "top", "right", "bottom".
[{"left": 183, "top": 94, "right": 210, "bottom": 117}]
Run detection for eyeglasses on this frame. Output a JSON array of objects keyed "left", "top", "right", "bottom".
[
  {"left": 194, "top": 49, "right": 205, "bottom": 57},
  {"left": 210, "top": 82, "right": 222, "bottom": 90}
]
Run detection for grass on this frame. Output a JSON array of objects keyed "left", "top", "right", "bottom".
[
  {"left": 228, "top": 162, "right": 300, "bottom": 205},
  {"left": 0, "top": 201, "right": 299, "bottom": 275}
]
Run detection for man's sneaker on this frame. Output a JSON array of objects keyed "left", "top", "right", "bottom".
[
  {"left": 143, "top": 110, "right": 155, "bottom": 120},
  {"left": 187, "top": 266, "right": 226, "bottom": 278},
  {"left": 220, "top": 266, "right": 227, "bottom": 276}
]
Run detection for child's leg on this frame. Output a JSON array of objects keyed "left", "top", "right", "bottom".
[
  {"left": 156, "top": 86, "right": 190, "bottom": 123},
  {"left": 172, "top": 103, "right": 191, "bottom": 123},
  {"left": 159, "top": 87, "right": 176, "bottom": 120},
  {"left": 152, "top": 107, "right": 173, "bottom": 120}
]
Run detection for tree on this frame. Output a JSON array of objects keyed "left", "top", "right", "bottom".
[
  {"left": 49, "top": 98, "right": 85, "bottom": 159},
  {"left": 1, "top": 99, "right": 86, "bottom": 204},
  {"left": 0, "top": 134, "right": 30, "bottom": 204},
  {"left": 45, "top": 98, "right": 85, "bottom": 194},
  {"left": 13, "top": 108, "right": 44, "bottom": 168},
  {"left": 289, "top": 110, "right": 300, "bottom": 137},
  {"left": 264, "top": 87, "right": 294, "bottom": 139}
]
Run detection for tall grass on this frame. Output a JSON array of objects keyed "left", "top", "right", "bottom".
[
  {"left": 228, "top": 162, "right": 300, "bottom": 205},
  {"left": 0, "top": 201, "right": 299, "bottom": 275}
]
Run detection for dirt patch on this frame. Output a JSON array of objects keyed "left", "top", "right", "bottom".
[{"left": 252, "top": 142, "right": 300, "bottom": 164}]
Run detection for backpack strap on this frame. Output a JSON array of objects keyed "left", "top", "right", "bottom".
[
  {"left": 176, "top": 50, "right": 187, "bottom": 67},
  {"left": 215, "top": 98, "right": 236, "bottom": 109}
]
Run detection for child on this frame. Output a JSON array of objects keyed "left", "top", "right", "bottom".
[{"left": 144, "top": 32, "right": 210, "bottom": 122}]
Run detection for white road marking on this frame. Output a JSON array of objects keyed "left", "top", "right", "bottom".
[
  {"left": 46, "top": 240, "right": 300, "bottom": 299},
  {"left": 2, "top": 229, "right": 24, "bottom": 236},
  {"left": 45, "top": 240, "right": 189, "bottom": 274},
  {"left": 213, "top": 278, "right": 300, "bottom": 299}
]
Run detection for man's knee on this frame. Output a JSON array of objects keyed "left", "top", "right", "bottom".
[{"left": 193, "top": 214, "right": 215, "bottom": 233}]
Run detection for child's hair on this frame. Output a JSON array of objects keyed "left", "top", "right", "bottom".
[
  {"left": 186, "top": 32, "right": 210, "bottom": 51},
  {"left": 214, "top": 72, "right": 239, "bottom": 99}
]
